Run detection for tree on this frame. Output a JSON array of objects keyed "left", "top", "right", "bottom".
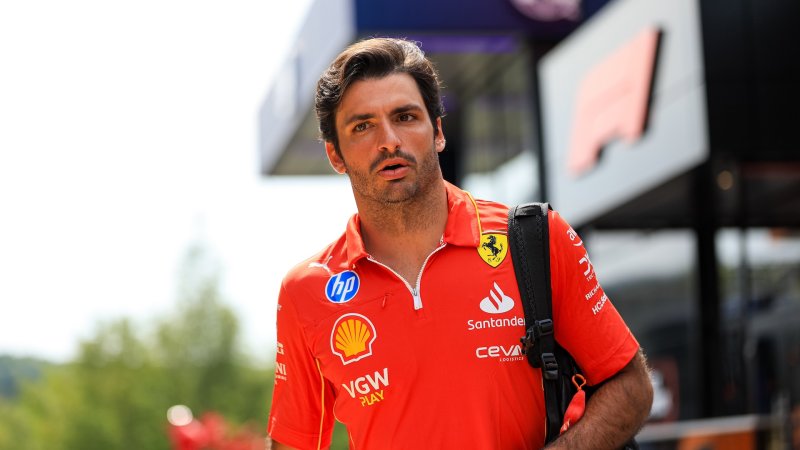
[{"left": 0, "top": 243, "right": 273, "bottom": 450}]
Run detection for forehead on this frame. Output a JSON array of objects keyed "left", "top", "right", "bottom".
[{"left": 336, "top": 73, "right": 426, "bottom": 118}]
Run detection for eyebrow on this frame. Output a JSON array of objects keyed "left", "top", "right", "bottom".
[
  {"left": 391, "top": 104, "right": 424, "bottom": 116},
  {"left": 342, "top": 113, "right": 374, "bottom": 126},
  {"left": 341, "top": 104, "right": 425, "bottom": 127}
]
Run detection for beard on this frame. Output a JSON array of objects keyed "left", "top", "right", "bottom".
[{"left": 343, "top": 140, "right": 442, "bottom": 206}]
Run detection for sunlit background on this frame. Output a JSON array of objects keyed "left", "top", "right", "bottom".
[
  {"left": 0, "top": 0, "right": 356, "bottom": 363},
  {"left": 0, "top": 3, "right": 356, "bottom": 447}
]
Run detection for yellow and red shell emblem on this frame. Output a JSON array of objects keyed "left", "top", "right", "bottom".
[{"left": 330, "top": 313, "right": 377, "bottom": 365}]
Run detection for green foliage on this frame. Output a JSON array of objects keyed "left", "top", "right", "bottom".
[
  {"left": 0, "top": 355, "right": 49, "bottom": 399},
  {"left": 0, "top": 365, "right": 81, "bottom": 450},
  {"left": 331, "top": 421, "right": 350, "bottom": 449},
  {"left": 0, "top": 244, "right": 273, "bottom": 450}
]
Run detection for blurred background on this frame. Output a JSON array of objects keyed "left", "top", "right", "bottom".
[{"left": 2, "top": 0, "right": 799, "bottom": 449}]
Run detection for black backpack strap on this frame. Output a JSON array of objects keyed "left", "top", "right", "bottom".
[
  {"left": 508, "top": 202, "right": 562, "bottom": 443},
  {"left": 509, "top": 204, "right": 640, "bottom": 449}
]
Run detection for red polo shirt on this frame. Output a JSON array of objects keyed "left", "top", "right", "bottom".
[{"left": 268, "top": 182, "right": 639, "bottom": 449}]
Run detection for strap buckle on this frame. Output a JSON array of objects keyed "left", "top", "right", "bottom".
[
  {"left": 541, "top": 353, "right": 559, "bottom": 380},
  {"left": 520, "top": 319, "right": 554, "bottom": 355},
  {"left": 519, "top": 319, "right": 553, "bottom": 355},
  {"left": 520, "top": 329, "right": 535, "bottom": 360},
  {"left": 535, "top": 319, "right": 554, "bottom": 338}
]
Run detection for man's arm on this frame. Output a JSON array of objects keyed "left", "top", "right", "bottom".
[{"left": 546, "top": 350, "right": 653, "bottom": 450}]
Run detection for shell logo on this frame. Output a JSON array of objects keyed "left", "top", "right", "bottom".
[{"left": 330, "top": 313, "right": 377, "bottom": 365}]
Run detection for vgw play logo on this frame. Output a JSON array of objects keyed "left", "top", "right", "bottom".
[{"left": 325, "top": 271, "right": 360, "bottom": 303}]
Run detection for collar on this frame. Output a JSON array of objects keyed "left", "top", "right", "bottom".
[{"left": 344, "top": 181, "right": 482, "bottom": 266}]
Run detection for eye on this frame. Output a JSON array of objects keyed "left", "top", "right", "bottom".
[
  {"left": 398, "top": 113, "right": 415, "bottom": 122},
  {"left": 353, "top": 122, "right": 369, "bottom": 132}
]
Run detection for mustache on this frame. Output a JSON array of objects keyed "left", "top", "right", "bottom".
[{"left": 369, "top": 150, "right": 417, "bottom": 172}]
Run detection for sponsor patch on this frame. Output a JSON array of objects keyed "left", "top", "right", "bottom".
[
  {"left": 478, "top": 233, "right": 508, "bottom": 268},
  {"left": 331, "top": 313, "right": 377, "bottom": 365},
  {"left": 578, "top": 252, "right": 594, "bottom": 280},
  {"left": 275, "top": 341, "right": 288, "bottom": 382},
  {"left": 467, "top": 316, "right": 525, "bottom": 331},
  {"left": 592, "top": 293, "right": 609, "bottom": 315},
  {"left": 342, "top": 367, "right": 390, "bottom": 407},
  {"left": 475, "top": 343, "right": 525, "bottom": 362},
  {"left": 567, "top": 227, "right": 583, "bottom": 247},
  {"left": 325, "top": 270, "right": 360, "bottom": 303},
  {"left": 479, "top": 282, "right": 515, "bottom": 314},
  {"left": 275, "top": 361, "right": 288, "bottom": 381}
]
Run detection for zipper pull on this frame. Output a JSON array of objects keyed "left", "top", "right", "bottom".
[{"left": 412, "top": 288, "right": 423, "bottom": 310}]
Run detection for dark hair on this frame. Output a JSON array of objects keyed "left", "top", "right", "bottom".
[{"left": 315, "top": 37, "right": 445, "bottom": 154}]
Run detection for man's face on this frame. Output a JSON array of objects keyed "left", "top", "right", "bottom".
[{"left": 325, "top": 73, "right": 446, "bottom": 205}]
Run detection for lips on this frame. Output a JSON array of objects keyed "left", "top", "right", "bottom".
[{"left": 376, "top": 158, "right": 411, "bottom": 180}]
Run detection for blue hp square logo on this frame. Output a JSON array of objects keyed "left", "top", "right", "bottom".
[{"left": 325, "top": 271, "right": 360, "bottom": 303}]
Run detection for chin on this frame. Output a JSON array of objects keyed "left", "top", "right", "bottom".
[{"left": 377, "top": 183, "right": 418, "bottom": 204}]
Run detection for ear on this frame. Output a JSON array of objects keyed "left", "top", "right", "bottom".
[
  {"left": 325, "top": 141, "right": 347, "bottom": 174},
  {"left": 434, "top": 117, "right": 446, "bottom": 153}
]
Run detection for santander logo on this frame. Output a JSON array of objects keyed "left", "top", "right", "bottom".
[{"left": 479, "top": 282, "right": 515, "bottom": 314}]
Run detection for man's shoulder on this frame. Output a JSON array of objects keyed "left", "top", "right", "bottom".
[
  {"left": 281, "top": 231, "right": 351, "bottom": 291},
  {"left": 471, "top": 196, "right": 512, "bottom": 232},
  {"left": 278, "top": 229, "right": 368, "bottom": 322},
  {"left": 472, "top": 197, "right": 574, "bottom": 242}
]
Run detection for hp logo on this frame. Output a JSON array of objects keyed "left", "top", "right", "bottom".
[{"left": 325, "top": 271, "right": 360, "bottom": 303}]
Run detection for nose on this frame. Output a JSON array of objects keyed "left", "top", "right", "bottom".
[{"left": 377, "top": 122, "right": 401, "bottom": 153}]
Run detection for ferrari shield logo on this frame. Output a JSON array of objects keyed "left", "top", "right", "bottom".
[{"left": 478, "top": 233, "right": 508, "bottom": 268}]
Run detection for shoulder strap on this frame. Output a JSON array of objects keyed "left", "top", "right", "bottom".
[{"left": 507, "top": 203, "right": 562, "bottom": 443}]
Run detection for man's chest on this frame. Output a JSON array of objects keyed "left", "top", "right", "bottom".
[{"left": 302, "top": 246, "right": 531, "bottom": 412}]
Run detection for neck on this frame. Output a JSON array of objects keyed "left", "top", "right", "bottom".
[{"left": 355, "top": 179, "right": 448, "bottom": 280}]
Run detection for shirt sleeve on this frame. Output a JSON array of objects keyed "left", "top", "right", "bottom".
[
  {"left": 548, "top": 210, "right": 640, "bottom": 385},
  {"left": 267, "top": 283, "right": 336, "bottom": 450}
]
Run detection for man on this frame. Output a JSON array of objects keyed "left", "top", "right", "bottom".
[{"left": 268, "top": 37, "right": 653, "bottom": 450}]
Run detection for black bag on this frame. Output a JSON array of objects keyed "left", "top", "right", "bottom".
[{"left": 507, "top": 203, "right": 639, "bottom": 449}]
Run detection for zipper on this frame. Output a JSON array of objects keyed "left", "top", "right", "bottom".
[{"left": 367, "top": 241, "right": 446, "bottom": 310}]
